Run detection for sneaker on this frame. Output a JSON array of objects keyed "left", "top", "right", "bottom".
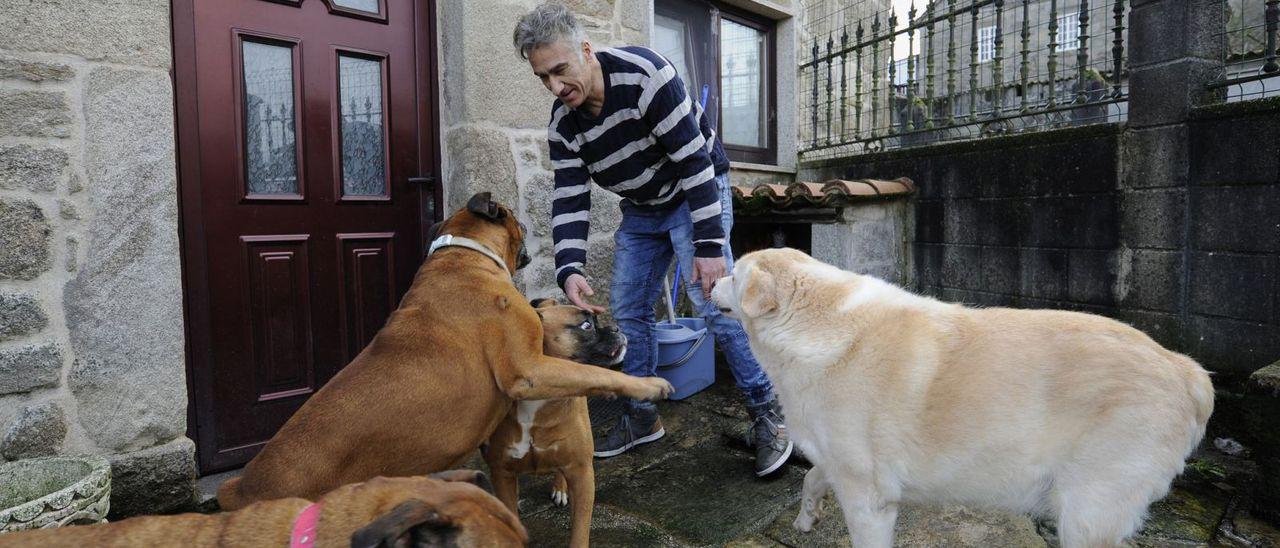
[
  {"left": 593, "top": 404, "right": 665, "bottom": 458},
  {"left": 748, "top": 398, "right": 794, "bottom": 477}
]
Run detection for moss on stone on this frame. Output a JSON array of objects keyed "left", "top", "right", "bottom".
[
  {"left": 1192, "top": 96, "right": 1280, "bottom": 121},
  {"left": 800, "top": 122, "right": 1122, "bottom": 170}
]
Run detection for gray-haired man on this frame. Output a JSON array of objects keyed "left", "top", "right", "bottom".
[{"left": 513, "top": 3, "right": 792, "bottom": 476}]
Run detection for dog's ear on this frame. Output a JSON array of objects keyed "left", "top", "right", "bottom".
[
  {"left": 428, "top": 470, "right": 494, "bottom": 495},
  {"left": 530, "top": 298, "right": 558, "bottom": 309},
  {"left": 351, "top": 500, "right": 456, "bottom": 548},
  {"left": 740, "top": 264, "right": 778, "bottom": 318},
  {"left": 466, "top": 192, "right": 504, "bottom": 221}
]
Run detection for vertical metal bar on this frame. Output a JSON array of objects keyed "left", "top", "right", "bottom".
[
  {"left": 992, "top": 0, "right": 1005, "bottom": 118},
  {"left": 826, "top": 32, "right": 834, "bottom": 145},
  {"left": 1265, "top": 0, "right": 1279, "bottom": 73},
  {"left": 968, "top": 3, "right": 979, "bottom": 122},
  {"left": 946, "top": 0, "right": 957, "bottom": 126},
  {"left": 908, "top": 2, "right": 918, "bottom": 132},
  {"left": 1047, "top": 0, "right": 1059, "bottom": 108},
  {"left": 926, "top": 1, "right": 937, "bottom": 129},
  {"left": 1112, "top": 0, "right": 1126, "bottom": 96},
  {"left": 1241, "top": 0, "right": 1249, "bottom": 64},
  {"left": 1076, "top": 0, "right": 1091, "bottom": 104},
  {"left": 1020, "top": 0, "right": 1031, "bottom": 112},
  {"left": 811, "top": 37, "right": 819, "bottom": 149},
  {"left": 888, "top": 9, "right": 898, "bottom": 135},
  {"left": 856, "top": 21, "right": 865, "bottom": 139},
  {"left": 840, "top": 25, "right": 849, "bottom": 139},
  {"left": 871, "top": 13, "right": 882, "bottom": 138}
]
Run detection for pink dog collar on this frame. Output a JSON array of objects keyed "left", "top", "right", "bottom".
[{"left": 290, "top": 503, "right": 322, "bottom": 548}]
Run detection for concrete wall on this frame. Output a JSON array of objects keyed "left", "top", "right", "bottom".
[
  {"left": 803, "top": 111, "right": 1280, "bottom": 380},
  {"left": 1183, "top": 99, "right": 1280, "bottom": 375},
  {"left": 810, "top": 199, "right": 914, "bottom": 287},
  {"left": 0, "top": 0, "right": 193, "bottom": 518}
]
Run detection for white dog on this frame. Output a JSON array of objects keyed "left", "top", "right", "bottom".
[{"left": 710, "top": 248, "right": 1214, "bottom": 548}]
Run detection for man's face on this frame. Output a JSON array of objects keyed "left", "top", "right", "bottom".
[{"left": 528, "top": 40, "right": 592, "bottom": 110}]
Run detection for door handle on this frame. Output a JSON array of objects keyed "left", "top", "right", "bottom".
[{"left": 408, "top": 176, "right": 435, "bottom": 185}]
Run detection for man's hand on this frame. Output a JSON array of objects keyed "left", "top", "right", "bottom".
[
  {"left": 564, "top": 273, "right": 607, "bottom": 314},
  {"left": 692, "top": 256, "right": 727, "bottom": 300}
]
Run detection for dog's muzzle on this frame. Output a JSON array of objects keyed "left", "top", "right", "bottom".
[{"left": 516, "top": 221, "right": 531, "bottom": 270}]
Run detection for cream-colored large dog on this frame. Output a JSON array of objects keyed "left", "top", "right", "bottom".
[{"left": 710, "top": 248, "right": 1214, "bottom": 548}]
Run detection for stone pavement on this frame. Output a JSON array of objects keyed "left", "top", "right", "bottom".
[{"left": 479, "top": 362, "right": 1280, "bottom": 547}]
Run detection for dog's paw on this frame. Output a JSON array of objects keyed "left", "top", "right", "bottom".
[
  {"left": 550, "top": 490, "right": 569, "bottom": 507},
  {"left": 793, "top": 511, "right": 817, "bottom": 533},
  {"left": 630, "top": 377, "right": 674, "bottom": 401}
]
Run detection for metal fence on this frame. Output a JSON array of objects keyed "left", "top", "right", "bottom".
[
  {"left": 800, "top": 0, "right": 1130, "bottom": 158},
  {"left": 1211, "top": 0, "right": 1280, "bottom": 102}
]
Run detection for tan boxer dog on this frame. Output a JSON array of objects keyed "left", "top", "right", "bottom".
[
  {"left": 0, "top": 471, "right": 526, "bottom": 547},
  {"left": 483, "top": 298, "right": 624, "bottom": 548},
  {"left": 217, "top": 192, "right": 672, "bottom": 511}
]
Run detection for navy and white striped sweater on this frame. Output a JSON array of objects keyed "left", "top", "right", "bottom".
[{"left": 548, "top": 46, "right": 730, "bottom": 290}]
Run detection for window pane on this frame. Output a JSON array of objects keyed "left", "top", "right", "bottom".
[
  {"left": 720, "top": 19, "right": 767, "bottom": 149},
  {"left": 1058, "top": 14, "right": 1081, "bottom": 51},
  {"left": 242, "top": 41, "right": 298, "bottom": 195},
  {"left": 979, "top": 26, "right": 996, "bottom": 62},
  {"left": 332, "top": 0, "right": 379, "bottom": 13},
  {"left": 338, "top": 55, "right": 387, "bottom": 197},
  {"left": 654, "top": 13, "right": 697, "bottom": 96}
]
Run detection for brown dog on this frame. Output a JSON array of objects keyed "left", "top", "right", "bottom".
[
  {"left": 0, "top": 471, "right": 525, "bottom": 547},
  {"left": 483, "top": 298, "right": 624, "bottom": 548},
  {"left": 217, "top": 193, "right": 672, "bottom": 510}
]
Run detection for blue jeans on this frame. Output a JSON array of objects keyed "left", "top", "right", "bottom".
[{"left": 609, "top": 172, "right": 775, "bottom": 408}]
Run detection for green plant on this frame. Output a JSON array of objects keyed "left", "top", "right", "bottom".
[{"left": 1184, "top": 459, "right": 1227, "bottom": 481}]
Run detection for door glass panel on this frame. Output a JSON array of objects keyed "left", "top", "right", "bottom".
[
  {"left": 338, "top": 55, "right": 387, "bottom": 197},
  {"left": 654, "top": 13, "right": 697, "bottom": 96},
  {"left": 720, "top": 18, "right": 768, "bottom": 148},
  {"left": 242, "top": 40, "right": 299, "bottom": 195},
  {"left": 332, "top": 0, "right": 379, "bottom": 13}
]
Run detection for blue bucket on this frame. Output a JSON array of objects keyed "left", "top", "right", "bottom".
[{"left": 654, "top": 317, "right": 715, "bottom": 400}]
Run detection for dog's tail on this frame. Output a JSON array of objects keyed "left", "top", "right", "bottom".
[
  {"left": 1177, "top": 353, "right": 1215, "bottom": 456},
  {"left": 215, "top": 476, "right": 247, "bottom": 511}
]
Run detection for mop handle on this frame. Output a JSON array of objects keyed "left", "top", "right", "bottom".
[{"left": 662, "top": 87, "right": 705, "bottom": 323}]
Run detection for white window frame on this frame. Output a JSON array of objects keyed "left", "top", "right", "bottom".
[
  {"left": 978, "top": 25, "right": 996, "bottom": 63},
  {"left": 1057, "top": 13, "right": 1081, "bottom": 51},
  {"left": 891, "top": 58, "right": 912, "bottom": 86}
]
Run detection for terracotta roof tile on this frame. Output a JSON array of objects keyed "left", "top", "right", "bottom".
[{"left": 732, "top": 177, "right": 914, "bottom": 211}]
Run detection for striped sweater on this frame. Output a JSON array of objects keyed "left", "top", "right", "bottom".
[{"left": 548, "top": 46, "right": 730, "bottom": 290}]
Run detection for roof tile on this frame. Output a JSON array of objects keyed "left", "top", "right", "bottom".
[{"left": 731, "top": 177, "right": 915, "bottom": 211}]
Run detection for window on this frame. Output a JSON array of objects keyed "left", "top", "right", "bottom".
[
  {"left": 978, "top": 25, "right": 996, "bottom": 63},
  {"left": 1057, "top": 13, "right": 1080, "bottom": 51},
  {"left": 654, "top": 13, "right": 699, "bottom": 98},
  {"left": 891, "top": 58, "right": 912, "bottom": 87},
  {"left": 652, "top": 0, "right": 777, "bottom": 164},
  {"left": 720, "top": 16, "right": 769, "bottom": 151}
]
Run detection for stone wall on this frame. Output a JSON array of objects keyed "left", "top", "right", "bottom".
[
  {"left": 810, "top": 199, "right": 914, "bottom": 287},
  {"left": 437, "top": 0, "right": 652, "bottom": 306},
  {"left": 0, "top": 0, "right": 193, "bottom": 518}
]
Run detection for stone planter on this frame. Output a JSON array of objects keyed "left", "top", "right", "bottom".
[{"left": 0, "top": 456, "right": 111, "bottom": 532}]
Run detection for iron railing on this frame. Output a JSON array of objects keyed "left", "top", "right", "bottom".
[
  {"left": 1211, "top": 0, "right": 1280, "bottom": 102},
  {"left": 800, "top": 0, "right": 1129, "bottom": 158}
]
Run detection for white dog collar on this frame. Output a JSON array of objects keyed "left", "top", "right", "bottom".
[{"left": 428, "top": 234, "right": 510, "bottom": 275}]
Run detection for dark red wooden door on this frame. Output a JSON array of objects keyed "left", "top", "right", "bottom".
[{"left": 174, "top": 0, "right": 440, "bottom": 472}]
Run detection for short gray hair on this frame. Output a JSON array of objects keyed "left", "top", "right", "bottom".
[{"left": 513, "top": 3, "right": 587, "bottom": 61}]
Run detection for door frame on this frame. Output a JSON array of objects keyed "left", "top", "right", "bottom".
[{"left": 172, "top": 0, "right": 442, "bottom": 474}]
